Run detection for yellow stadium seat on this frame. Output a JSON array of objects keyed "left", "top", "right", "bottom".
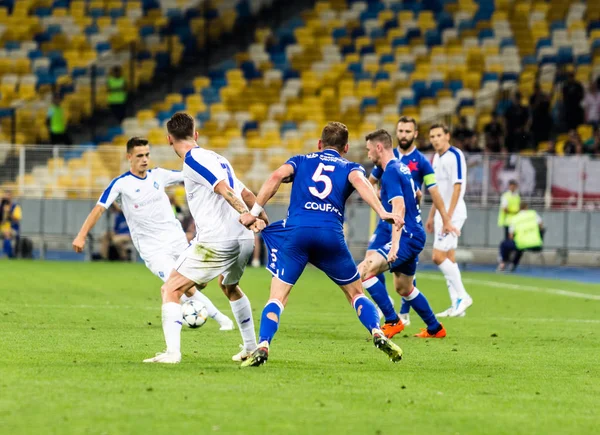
[
  {"left": 193, "top": 76, "right": 210, "bottom": 91},
  {"left": 137, "top": 110, "right": 155, "bottom": 122}
]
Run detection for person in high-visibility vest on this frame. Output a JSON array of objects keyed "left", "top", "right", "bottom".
[
  {"left": 497, "top": 203, "right": 544, "bottom": 272},
  {"left": 498, "top": 179, "right": 521, "bottom": 240},
  {"left": 47, "top": 94, "right": 71, "bottom": 145},
  {"left": 107, "top": 66, "right": 127, "bottom": 123}
]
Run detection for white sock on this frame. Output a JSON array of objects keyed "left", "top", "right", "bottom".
[
  {"left": 230, "top": 294, "right": 257, "bottom": 353},
  {"left": 162, "top": 302, "right": 182, "bottom": 355},
  {"left": 180, "top": 294, "right": 190, "bottom": 303},
  {"left": 189, "top": 290, "right": 231, "bottom": 325},
  {"left": 446, "top": 282, "right": 458, "bottom": 307},
  {"left": 438, "top": 259, "right": 469, "bottom": 301}
]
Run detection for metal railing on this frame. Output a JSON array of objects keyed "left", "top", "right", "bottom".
[{"left": 1, "top": 144, "right": 599, "bottom": 210}]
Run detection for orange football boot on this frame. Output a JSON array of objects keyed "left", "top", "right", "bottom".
[
  {"left": 381, "top": 320, "right": 405, "bottom": 339},
  {"left": 414, "top": 324, "right": 447, "bottom": 338}
]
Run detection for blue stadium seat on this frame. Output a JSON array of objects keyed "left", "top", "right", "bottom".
[{"left": 242, "top": 121, "right": 258, "bottom": 136}]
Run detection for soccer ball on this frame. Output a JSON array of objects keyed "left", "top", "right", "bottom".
[{"left": 181, "top": 300, "right": 208, "bottom": 328}]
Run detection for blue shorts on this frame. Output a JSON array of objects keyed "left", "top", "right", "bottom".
[
  {"left": 261, "top": 220, "right": 360, "bottom": 286},
  {"left": 367, "top": 219, "right": 391, "bottom": 254},
  {"left": 377, "top": 233, "right": 425, "bottom": 277}
]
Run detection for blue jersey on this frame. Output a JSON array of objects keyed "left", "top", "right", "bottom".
[
  {"left": 285, "top": 149, "right": 365, "bottom": 231},
  {"left": 380, "top": 160, "right": 425, "bottom": 240},
  {"left": 371, "top": 147, "right": 436, "bottom": 189}
]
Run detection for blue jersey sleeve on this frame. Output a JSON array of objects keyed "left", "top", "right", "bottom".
[
  {"left": 285, "top": 154, "right": 304, "bottom": 181},
  {"left": 350, "top": 162, "right": 366, "bottom": 177},
  {"left": 419, "top": 155, "right": 436, "bottom": 188},
  {"left": 382, "top": 169, "right": 405, "bottom": 204},
  {"left": 370, "top": 165, "right": 383, "bottom": 180}
]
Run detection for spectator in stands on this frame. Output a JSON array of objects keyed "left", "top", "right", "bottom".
[
  {"left": 504, "top": 91, "right": 531, "bottom": 152},
  {"left": 497, "top": 203, "right": 544, "bottom": 272},
  {"left": 452, "top": 117, "right": 477, "bottom": 151},
  {"left": 582, "top": 77, "right": 600, "bottom": 129},
  {"left": 563, "top": 130, "right": 584, "bottom": 155},
  {"left": 562, "top": 71, "right": 585, "bottom": 131},
  {"left": 47, "top": 94, "right": 71, "bottom": 145},
  {"left": 484, "top": 113, "right": 505, "bottom": 153},
  {"left": 584, "top": 127, "right": 600, "bottom": 155},
  {"left": 108, "top": 66, "right": 128, "bottom": 123},
  {"left": 99, "top": 204, "right": 131, "bottom": 261},
  {"left": 529, "top": 82, "right": 553, "bottom": 146},
  {"left": 0, "top": 190, "right": 22, "bottom": 258}
]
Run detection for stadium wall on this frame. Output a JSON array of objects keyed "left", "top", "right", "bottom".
[{"left": 14, "top": 199, "right": 600, "bottom": 267}]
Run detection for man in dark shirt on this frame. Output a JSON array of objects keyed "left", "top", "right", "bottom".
[
  {"left": 530, "top": 83, "right": 553, "bottom": 146},
  {"left": 562, "top": 72, "right": 584, "bottom": 131},
  {"left": 484, "top": 113, "right": 505, "bottom": 153},
  {"left": 504, "top": 92, "right": 531, "bottom": 152}
]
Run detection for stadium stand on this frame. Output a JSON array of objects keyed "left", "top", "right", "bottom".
[{"left": 3, "top": 0, "right": 600, "bottom": 197}]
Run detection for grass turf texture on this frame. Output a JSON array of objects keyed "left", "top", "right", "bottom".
[{"left": 1, "top": 260, "right": 599, "bottom": 434}]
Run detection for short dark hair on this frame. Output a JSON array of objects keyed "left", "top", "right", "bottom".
[
  {"left": 126, "top": 137, "right": 149, "bottom": 153},
  {"left": 396, "top": 116, "right": 418, "bottom": 130},
  {"left": 429, "top": 123, "right": 450, "bottom": 134},
  {"left": 365, "top": 129, "right": 393, "bottom": 149},
  {"left": 167, "top": 112, "right": 196, "bottom": 141},
  {"left": 509, "top": 179, "right": 518, "bottom": 186},
  {"left": 321, "top": 121, "right": 349, "bottom": 151}
]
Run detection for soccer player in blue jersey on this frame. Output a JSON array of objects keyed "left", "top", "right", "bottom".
[
  {"left": 361, "top": 117, "right": 457, "bottom": 332},
  {"left": 361, "top": 129, "right": 446, "bottom": 339},
  {"left": 238, "top": 122, "right": 404, "bottom": 366}
]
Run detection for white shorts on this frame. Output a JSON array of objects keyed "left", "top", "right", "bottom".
[
  {"left": 433, "top": 216, "right": 466, "bottom": 252},
  {"left": 173, "top": 238, "right": 254, "bottom": 286},
  {"left": 144, "top": 237, "right": 190, "bottom": 282}
]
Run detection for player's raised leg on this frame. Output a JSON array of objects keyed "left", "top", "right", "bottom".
[
  {"left": 143, "top": 269, "right": 195, "bottom": 363},
  {"left": 357, "top": 252, "right": 405, "bottom": 338}
]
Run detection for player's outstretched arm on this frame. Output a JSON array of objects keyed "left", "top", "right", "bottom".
[
  {"left": 428, "top": 185, "right": 460, "bottom": 236},
  {"left": 213, "top": 180, "right": 266, "bottom": 232},
  {"left": 239, "top": 164, "right": 294, "bottom": 228},
  {"left": 387, "top": 197, "right": 406, "bottom": 263},
  {"left": 73, "top": 205, "right": 106, "bottom": 253},
  {"left": 241, "top": 187, "right": 269, "bottom": 225},
  {"left": 348, "top": 171, "right": 403, "bottom": 230}
]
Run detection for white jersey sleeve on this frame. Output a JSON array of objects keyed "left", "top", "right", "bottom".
[
  {"left": 152, "top": 167, "right": 184, "bottom": 186},
  {"left": 97, "top": 175, "right": 124, "bottom": 209},
  {"left": 447, "top": 148, "right": 465, "bottom": 185},
  {"left": 184, "top": 150, "right": 227, "bottom": 189}
]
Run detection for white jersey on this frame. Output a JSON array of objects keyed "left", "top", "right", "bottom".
[
  {"left": 431, "top": 146, "right": 467, "bottom": 221},
  {"left": 182, "top": 147, "right": 253, "bottom": 243},
  {"left": 97, "top": 168, "right": 187, "bottom": 259}
]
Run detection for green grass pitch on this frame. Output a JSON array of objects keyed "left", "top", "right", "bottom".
[{"left": 1, "top": 260, "right": 599, "bottom": 434}]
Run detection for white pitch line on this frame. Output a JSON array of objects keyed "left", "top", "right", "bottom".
[
  {"left": 0, "top": 303, "right": 157, "bottom": 310},
  {"left": 418, "top": 273, "right": 600, "bottom": 301},
  {"left": 487, "top": 317, "right": 600, "bottom": 324}
]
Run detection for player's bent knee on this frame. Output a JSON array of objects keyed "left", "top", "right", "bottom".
[{"left": 432, "top": 250, "right": 447, "bottom": 265}]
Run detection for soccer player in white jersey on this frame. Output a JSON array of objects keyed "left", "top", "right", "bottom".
[
  {"left": 143, "top": 112, "right": 267, "bottom": 364},
  {"left": 427, "top": 123, "right": 473, "bottom": 317},
  {"left": 72, "top": 137, "right": 233, "bottom": 330}
]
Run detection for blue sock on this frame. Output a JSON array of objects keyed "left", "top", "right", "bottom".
[
  {"left": 376, "top": 273, "right": 386, "bottom": 286},
  {"left": 258, "top": 299, "right": 283, "bottom": 344},
  {"left": 362, "top": 277, "right": 398, "bottom": 323},
  {"left": 399, "top": 277, "right": 417, "bottom": 315},
  {"left": 353, "top": 295, "right": 380, "bottom": 332},
  {"left": 3, "top": 238, "right": 12, "bottom": 258},
  {"left": 404, "top": 288, "right": 440, "bottom": 332}
]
